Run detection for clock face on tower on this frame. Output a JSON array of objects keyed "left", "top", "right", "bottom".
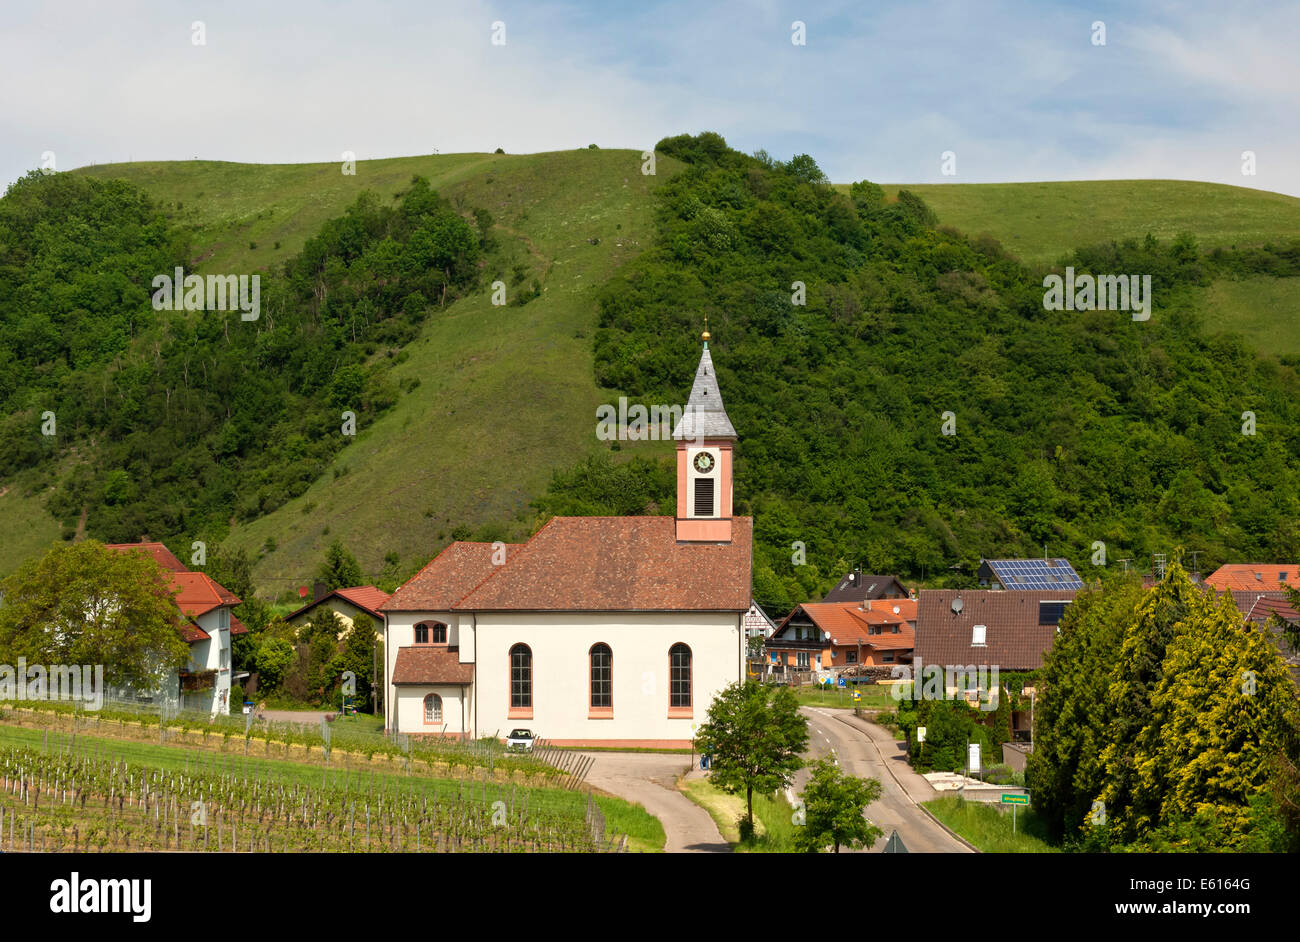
[{"left": 693, "top": 451, "right": 715, "bottom": 474}]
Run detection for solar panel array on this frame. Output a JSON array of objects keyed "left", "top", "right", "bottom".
[{"left": 985, "top": 558, "right": 1083, "bottom": 590}]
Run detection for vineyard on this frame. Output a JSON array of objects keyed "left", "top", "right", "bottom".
[
  {"left": 0, "top": 700, "right": 585, "bottom": 786},
  {"left": 0, "top": 737, "right": 626, "bottom": 853}
]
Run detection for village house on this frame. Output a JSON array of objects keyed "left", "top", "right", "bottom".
[
  {"left": 766, "top": 598, "right": 916, "bottom": 675},
  {"left": 1204, "top": 563, "right": 1299, "bottom": 592},
  {"left": 284, "top": 584, "right": 391, "bottom": 638},
  {"left": 380, "top": 333, "right": 753, "bottom": 746},
  {"left": 977, "top": 558, "right": 1083, "bottom": 591},
  {"left": 106, "top": 542, "right": 248, "bottom": 715},
  {"left": 822, "top": 570, "right": 911, "bottom": 603}
]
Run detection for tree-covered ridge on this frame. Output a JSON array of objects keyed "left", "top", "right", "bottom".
[
  {"left": 0, "top": 172, "right": 487, "bottom": 547},
  {"left": 541, "top": 132, "right": 1300, "bottom": 613}
]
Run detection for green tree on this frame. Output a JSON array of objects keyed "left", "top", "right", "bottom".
[
  {"left": 0, "top": 541, "right": 190, "bottom": 692},
  {"left": 694, "top": 680, "right": 808, "bottom": 831},
  {"left": 335, "top": 614, "right": 379, "bottom": 713},
  {"left": 317, "top": 539, "right": 363, "bottom": 591},
  {"left": 1027, "top": 574, "right": 1145, "bottom": 842},
  {"left": 254, "top": 637, "right": 294, "bottom": 690},
  {"left": 794, "top": 758, "right": 883, "bottom": 853}
]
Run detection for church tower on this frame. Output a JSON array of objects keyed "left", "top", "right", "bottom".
[{"left": 672, "top": 328, "right": 737, "bottom": 543}]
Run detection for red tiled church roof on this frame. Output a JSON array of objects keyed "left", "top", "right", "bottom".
[
  {"left": 454, "top": 516, "right": 753, "bottom": 612},
  {"left": 390, "top": 647, "right": 475, "bottom": 685},
  {"left": 382, "top": 542, "right": 524, "bottom": 612}
]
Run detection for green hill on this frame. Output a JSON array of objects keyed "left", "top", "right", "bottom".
[
  {"left": 862, "top": 180, "right": 1300, "bottom": 267},
  {"left": 2, "top": 146, "right": 1298, "bottom": 596},
  {"left": 1, "top": 150, "right": 680, "bottom": 587}
]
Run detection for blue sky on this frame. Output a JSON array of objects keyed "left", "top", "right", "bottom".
[{"left": 2, "top": 0, "right": 1297, "bottom": 195}]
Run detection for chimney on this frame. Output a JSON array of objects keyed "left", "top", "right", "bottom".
[{"left": 313, "top": 581, "right": 328, "bottom": 601}]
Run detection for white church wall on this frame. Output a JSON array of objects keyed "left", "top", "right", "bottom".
[{"left": 473, "top": 610, "right": 744, "bottom": 745}]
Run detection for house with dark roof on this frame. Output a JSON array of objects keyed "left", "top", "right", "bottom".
[
  {"left": 977, "top": 558, "right": 1083, "bottom": 591},
  {"left": 284, "top": 585, "right": 392, "bottom": 638},
  {"left": 914, "top": 589, "right": 1077, "bottom": 674},
  {"left": 105, "top": 542, "right": 248, "bottom": 714},
  {"left": 821, "top": 571, "right": 911, "bottom": 603},
  {"left": 380, "top": 333, "right": 754, "bottom": 746}
]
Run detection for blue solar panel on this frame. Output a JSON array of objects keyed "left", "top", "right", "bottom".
[{"left": 985, "top": 558, "right": 1083, "bottom": 590}]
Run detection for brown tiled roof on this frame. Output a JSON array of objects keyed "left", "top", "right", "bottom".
[
  {"left": 390, "top": 647, "right": 474, "bottom": 685},
  {"left": 772, "top": 602, "right": 913, "bottom": 648},
  {"left": 229, "top": 614, "right": 249, "bottom": 636},
  {"left": 382, "top": 542, "right": 524, "bottom": 612},
  {"left": 1205, "top": 564, "right": 1299, "bottom": 591},
  {"left": 915, "top": 589, "right": 1078, "bottom": 671},
  {"left": 455, "top": 516, "right": 753, "bottom": 612},
  {"left": 180, "top": 619, "right": 210, "bottom": 643},
  {"left": 106, "top": 542, "right": 188, "bottom": 573},
  {"left": 286, "top": 585, "right": 393, "bottom": 622}
]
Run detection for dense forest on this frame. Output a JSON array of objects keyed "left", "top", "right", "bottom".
[
  {"left": 0, "top": 171, "right": 488, "bottom": 547},
  {"left": 535, "top": 132, "right": 1300, "bottom": 614}
]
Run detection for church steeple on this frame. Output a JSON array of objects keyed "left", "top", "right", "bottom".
[{"left": 672, "top": 330, "right": 736, "bottom": 543}]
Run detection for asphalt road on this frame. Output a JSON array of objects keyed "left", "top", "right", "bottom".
[
  {"left": 578, "top": 751, "right": 730, "bottom": 853},
  {"left": 796, "top": 707, "right": 974, "bottom": 853}
]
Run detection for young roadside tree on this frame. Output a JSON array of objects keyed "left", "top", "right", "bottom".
[
  {"left": 794, "top": 758, "right": 883, "bottom": 853},
  {"left": 694, "top": 680, "right": 808, "bottom": 834},
  {"left": 317, "top": 539, "right": 364, "bottom": 592},
  {"left": 0, "top": 541, "right": 190, "bottom": 693}
]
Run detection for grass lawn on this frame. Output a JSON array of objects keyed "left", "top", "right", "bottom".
[
  {"left": 0, "top": 721, "right": 665, "bottom": 852},
  {"left": 924, "top": 795, "right": 1059, "bottom": 853},
  {"left": 681, "top": 777, "right": 799, "bottom": 852},
  {"left": 788, "top": 684, "right": 898, "bottom": 710}
]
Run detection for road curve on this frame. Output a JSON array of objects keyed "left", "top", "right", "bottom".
[
  {"left": 797, "top": 707, "right": 973, "bottom": 853},
  {"left": 578, "top": 751, "right": 730, "bottom": 853}
]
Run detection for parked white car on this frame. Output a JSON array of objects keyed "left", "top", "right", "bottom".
[{"left": 506, "top": 728, "right": 535, "bottom": 752}]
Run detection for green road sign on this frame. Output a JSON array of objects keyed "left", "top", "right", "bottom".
[{"left": 1001, "top": 793, "right": 1030, "bottom": 805}]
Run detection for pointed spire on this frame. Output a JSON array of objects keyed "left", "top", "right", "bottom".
[{"left": 672, "top": 331, "right": 737, "bottom": 440}]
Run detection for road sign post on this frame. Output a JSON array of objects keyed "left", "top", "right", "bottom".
[{"left": 1001, "top": 792, "right": 1030, "bottom": 834}]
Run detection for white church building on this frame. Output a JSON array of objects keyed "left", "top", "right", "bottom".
[{"left": 381, "top": 334, "right": 753, "bottom": 747}]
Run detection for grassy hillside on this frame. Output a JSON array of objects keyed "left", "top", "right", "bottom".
[
  {"left": 851, "top": 180, "right": 1300, "bottom": 268},
  {"left": 1, "top": 156, "right": 1289, "bottom": 590},
  {"left": 15, "top": 150, "right": 677, "bottom": 590}
]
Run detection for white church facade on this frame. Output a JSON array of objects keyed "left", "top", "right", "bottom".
[{"left": 381, "top": 335, "right": 753, "bottom": 747}]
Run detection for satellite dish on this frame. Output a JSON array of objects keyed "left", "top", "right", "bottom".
[{"left": 952, "top": 597, "right": 964, "bottom": 614}]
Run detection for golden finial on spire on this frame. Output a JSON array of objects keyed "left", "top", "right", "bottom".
[{"left": 701, "top": 314, "right": 710, "bottom": 344}]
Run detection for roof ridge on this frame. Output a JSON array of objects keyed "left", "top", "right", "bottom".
[{"left": 451, "top": 521, "right": 556, "bottom": 608}]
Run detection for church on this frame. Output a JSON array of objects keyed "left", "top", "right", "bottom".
[{"left": 381, "top": 333, "right": 753, "bottom": 746}]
